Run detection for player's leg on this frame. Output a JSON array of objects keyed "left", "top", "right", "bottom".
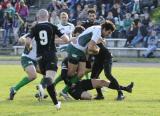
[
  {"left": 67, "top": 44, "right": 79, "bottom": 77},
  {"left": 67, "top": 44, "right": 86, "bottom": 77},
  {"left": 84, "top": 60, "right": 92, "bottom": 79},
  {"left": 91, "top": 59, "right": 104, "bottom": 99},
  {"left": 94, "top": 79, "right": 134, "bottom": 94},
  {"left": 77, "top": 61, "right": 86, "bottom": 78},
  {"left": 9, "top": 57, "right": 37, "bottom": 100},
  {"left": 39, "top": 57, "right": 61, "bottom": 109},
  {"left": 67, "top": 62, "right": 78, "bottom": 77},
  {"left": 103, "top": 58, "right": 125, "bottom": 100},
  {"left": 60, "top": 74, "right": 79, "bottom": 100},
  {"left": 54, "top": 74, "right": 63, "bottom": 86}
]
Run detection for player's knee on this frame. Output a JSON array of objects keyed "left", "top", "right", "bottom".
[
  {"left": 67, "top": 68, "right": 76, "bottom": 77},
  {"left": 81, "top": 91, "right": 92, "bottom": 100},
  {"left": 77, "top": 71, "right": 85, "bottom": 78},
  {"left": 28, "top": 72, "right": 37, "bottom": 80}
]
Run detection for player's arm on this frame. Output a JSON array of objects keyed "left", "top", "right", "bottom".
[
  {"left": 55, "top": 34, "right": 70, "bottom": 44},
  {"left": 18, "top": 33, "right": 29, "bottom": 45},
  {"left": 87, "top": 40, "right": 100, "bottom": 55},
  {"left": 18, "top": 34, "right": 32, "bottom": 50}
]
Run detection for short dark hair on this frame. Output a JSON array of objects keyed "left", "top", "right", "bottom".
[
  {"left": 134, "top": 19, "right": 140, "bottom": 26},
  {"left": 101, "top": 20, "right": 116, "bottom": 31},
  {"left": 88, "top": 9, "right": 96, "bottom": 15},
  {"left": 73, "top": 26, "right": 85, "bottom": 35}
]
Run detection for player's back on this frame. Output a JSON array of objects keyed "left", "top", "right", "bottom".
[
  {"left": 32, "top": 22, "right": 57, "bottom": 56},
  {"left": 71, "top": 25, "right": 101, "bottom": 52}
]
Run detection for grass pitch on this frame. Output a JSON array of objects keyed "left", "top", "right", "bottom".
[{"left": 0, "top": 65, "right": 160, "bottom": 116}]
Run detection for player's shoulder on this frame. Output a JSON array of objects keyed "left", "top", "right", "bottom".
[
  {"left": 87, "top": 25, "right": 101, "bottom": 32},
  {"left": 67, "top": 22, "right": 74, "bottom": 27}
]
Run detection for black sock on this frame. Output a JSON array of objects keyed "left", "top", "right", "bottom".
[
  {"left": 96, "top": 88, "right": 103, "bottom": 97},
  {"left": 120, "top": 86, "right": 127, "bottom": 91},
  {"left": 47, "top": 84, "right": 58, "bottom": 105},
  {"left": 108, "top": 82, "right": 123, "bottom": 95}
]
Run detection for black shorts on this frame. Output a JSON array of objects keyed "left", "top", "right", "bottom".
[
  {"left": 38, "top": 53, "right": 58, "bottom": 75},
  {"left": 68, "top": 80, "right": 93, "bottom": 100}
]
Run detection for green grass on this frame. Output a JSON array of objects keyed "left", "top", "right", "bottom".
[
  {"left": 0, "top": 56, "right": 20, "bottom": 61},
  {"left": 0, "top": 65, "right": 160, "bottom": 116},
  {"left": 0, "top": 55, "right": 160, "bottom": 63}
]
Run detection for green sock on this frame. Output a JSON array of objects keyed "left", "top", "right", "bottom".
[
  {"left": 62, "top": 86, "right": 69, "bottom": 94},
  {"left": 71, "top": 75, "right": 79, "bottom": 83},
  {"left": 54, "top": 75, "right": 63, "bottom": 86},
  {"left": 62, "top": 75, "right": 79, "bottom": 94},
  {"left": 40, "top": 76, "right": 45, "bottom": 84},
  {"left": 14, "top": 76, "right": 32, "bottom": 91}
]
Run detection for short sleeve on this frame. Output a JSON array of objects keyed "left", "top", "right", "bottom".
[{"left": 55, "top": 25, "right": 64, "bottom": 37}]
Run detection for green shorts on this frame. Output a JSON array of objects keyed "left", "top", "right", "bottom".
[
  {"left": 21, "top": 56, "right": 37, "bottom": 69},
  {"left": 67, "top": 44, "right": 86, "bottom": 64}
]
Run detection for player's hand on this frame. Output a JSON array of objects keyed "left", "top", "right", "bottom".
[{"left": 97, "top": 38, "right": 106, "bottom": 45}]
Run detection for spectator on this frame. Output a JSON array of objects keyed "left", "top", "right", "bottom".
[
  {"left": 81, "top": 9, "right": 99, "bottom": 29},
  {"left": 12, "top": 12, "right": 24, "bottom": 45},
  {"left": 74, "top": 3, "right": 82, "bottom": 20},
  {"left": 143, "top": 21, "right": 154, "bottom": 47},
  {"left": 47, "top": 0, "right": 61, "bottom": 14},
  {"left": 122, "top": 0, "right": 133, "bottom": 13},
  {"left": 112, "top": 17, "right": 124, "bottom": 38},
  {"left": 101, "top": 0, "right": 114, "bottom": 13},
  {"left": 130, "top": 19, "right": 148, "bottom": 47},
  {"left": 14, "top": 0, "right": 20, "bottom": 12},
  {"left": 106, "top": 11, "right": 115, "bottom": 23},
  {"left": 18, "top": 0, "right": 29, "bottom": 20},
  {"left": 132, "top": 0, "right": 140, "bottom": 14},
  {"left": 60, "top": 2, "right": 70, "bottom": 15},
  {"left": 5, "top": 2, "right": 15, "bottom": 18},
  {"left": 11, "top": 0, "right": 17, "bottom": 6},
  {"left": 133, "top": 13, "right": 139, "bottom": 20},
  {"left": 0, "top": 4, "right": 4, "bottom": 28},
  {"left": 124, "top": 22, "right": 135, "bottom": 47},
  {"left": 123, "top": 13, "right": 133, "bottom": 36},
  {"left": 25, "top": 0, "right": 35, "bottom": 7},
  {"left": 1, "top": 0, "right": 10, "bottom": 9},
  {"left": 78, "top": 4, "right": 88, "bottom": 22},
  {"left": 50, "top": 11, "right": 60, "bottom": 26},
  {"left": 2, "top": 12, "right": 12, "bottom": 47},
  {"left": 142, "top": 13, "right": 150, "bottom": 27},
  {"left": 143, "top": 30, "right": 158, "bottom": 58},
  {"left": 101, "top": 4, "right": 106, "bottom": 17},
  {"left": 110, "top": 3, "right": 121, "bottom": 18}
]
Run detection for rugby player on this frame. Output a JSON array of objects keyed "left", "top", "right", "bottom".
[
  {"left": 67, "top": 20, "right": 114, "bottom": 82},
  {"left": 61, "top": 57, "right": 134, "bottom": 100},
  {"left": 25, "top": 9, "right": 69, "bottom": 110},
  {"left": 9, "top": 33, "right": 39, "bottom": 100}
]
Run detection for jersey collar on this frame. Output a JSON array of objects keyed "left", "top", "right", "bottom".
[{"left": 38, "top": 21, "right": 49, "bottom": 24}]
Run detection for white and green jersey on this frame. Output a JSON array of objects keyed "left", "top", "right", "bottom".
[
  {"left": 71, "top": 25, "right": 102, "bottom": 52},
  {"left": 57, "top": 22, "right": 75, "bottom": 39},
  {"left": 21, "top": 34, "right": 37, "bottom": 61}
]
